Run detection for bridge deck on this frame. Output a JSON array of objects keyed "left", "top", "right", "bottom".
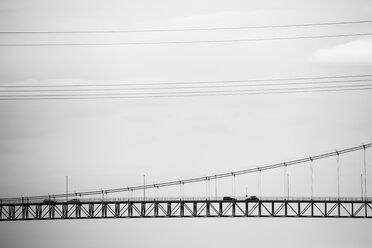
[{"left": 1, "top": 197, "right": 372, "bottom": 221}]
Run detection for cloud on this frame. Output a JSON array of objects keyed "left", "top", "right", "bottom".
[{"left": 311, "top": 38, "right": 372, "bottom": 65}]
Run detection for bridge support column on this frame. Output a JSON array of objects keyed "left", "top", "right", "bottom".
[
  {"left": 154, "top": 202, "right": 158, "bottom": 217},
  {"left": 206, "top": 202, "right": 210, "bottom": 216},
  {"left": 193, "top": 202, "right": 197, "bottom": 217},
  {"left": 0, "top": 205, "right": 2, "bottom": 219},
  {"left": 9, "top": 206, "right": 15, "bottom": 219},
  {"left": 324, "top": 202, "right": 327, "bottom": 217},
  {"left": 36, "top": 205, "right": 42, "bottom": 219},
  {"left": 167, "top": 202, "right": 171, "bottom": 217},
  {"left": 180, "top": 202, "right": 184, "bottom": 217},
  {"left": 115, "top": 203, "right": 120, "bottom": 217},
  {"left": 245, "top": 202, "right": 248, "bottom": 217},
  {"left": 258, "top": 201, "right": 261, "bottom": 217},
  {"left": 49, "top": 205, "right": 55, "bottom": 219},
  {"left": 311, "top": 202, "right": 314, "bottom": 217},
  {"left": 128, "top": 203, "right": 133, "bottom": 217},
  {"left": 141, "top": 203, "right": 146, "bottom": 217},
  {"left": 284, "top": 201, "right": 287, "bottom": 217},
  {"left": 365, "top": 202, "right": 368, "bottom": 218},
  {"left": 76, "top": 204, "right": 81, "bottom": 218},
  {"left": 62, "top": 204, "right": 68, "bottom": 219},
  {"left": 22, "top": 205, "right": 29, "bottom": 219},
  {"left": 271, "top": 202, "right": 275, "bottom": 217},
  {"left": 298, "top": 202, "right": 301, "bottom": 217},
  {"left": 232, "top": 202, "right": 236, "bottom": 217},
  {"left": 102, "top": 203, "right": 107, "bottom": 217},
  {"left": 89, "top": 204, "right": 94, "bottom": 217}
]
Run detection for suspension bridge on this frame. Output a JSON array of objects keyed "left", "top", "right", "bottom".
[{"left": 1, "top": 143, "right": 371, "bottom": 221}]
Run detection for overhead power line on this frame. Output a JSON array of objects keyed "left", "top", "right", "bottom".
[
  {"left": 1, "top": 74, "right": 371, "bottom": 88},
  {"left": 1, "top": 75, "right": 372, "bottom": 100},
  {"left": 1, "top": 32, "right": 372, "bottom": 46},
  {"left": 1, "top": 84, "right": 372, "bottom": 100},
  {"left": 2, "top": 143, "right": 371, "bottom": 201},
  {"left": 1, "top": 20, "right": 371, "bottom": 34},
  {"left": 0, "top": 79, "right": 371, "bottom": 93},
  {"left": 1, "top": 88, "right": 372, "bottom": 100}
]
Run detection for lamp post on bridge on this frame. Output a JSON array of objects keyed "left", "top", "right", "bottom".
[
  {"left": 287, "top": 174, "right": 290, "bottom": 199},
  {"left": 361, "top": 174, "right": 364, "bottom": 200},
  {"left": 143, "top": 175, "right": 146, "bottom": 202},
  {"left": 363, "top": 145, "right": 367, "bottom": 201},
  {"left": 66, "top": 176, "right": 68, "bottom": 202}
]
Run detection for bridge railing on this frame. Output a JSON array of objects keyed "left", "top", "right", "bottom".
[{"left": 1, "top": 196, "right": 371, "bottom": 204}]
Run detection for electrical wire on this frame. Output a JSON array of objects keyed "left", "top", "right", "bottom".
[
  {"left": 1, "top": 20, "right": 371, "bottom": 34},
  {"left": 1, "top": 82, "right": 372, "bottom": 100},
  {"left": 1, "top": 74, "right": 372, "bottom": 88},
  {"left": 1, "top": 86, "right": 372, "bottom": 101},
  {"left": 1, "top": 32, "right": 371, "bottom": 46},
  {"left": 1, "top": 79, "right": 372, "bottom": 93}
]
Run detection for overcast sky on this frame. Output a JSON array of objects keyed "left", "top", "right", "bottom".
[{"left": 1, "top": 0, "right": 372, "bottom": 247}]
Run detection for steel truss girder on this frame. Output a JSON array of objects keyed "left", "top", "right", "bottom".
[{"left": 1, "top": 200, "right": 371, "bottom": 221}]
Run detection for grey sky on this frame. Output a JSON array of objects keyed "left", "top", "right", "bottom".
[{"left": 1, "top": 0, "right": 372, "bottom": 247}]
